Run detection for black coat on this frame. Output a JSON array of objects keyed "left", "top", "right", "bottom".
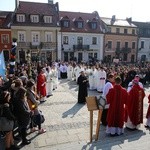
[
  {"left": 77, "top": 75, "right": 88, "bottom": 103},
  {"left": 13, "top": 98, "right": 31, "bottom": 128},
  {"left": 1, "top": 103, "right": 15, "bottom": 121}
]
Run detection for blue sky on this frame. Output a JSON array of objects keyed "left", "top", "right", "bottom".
[{"left": 0, "top": 0, "right": 149, "bottom": 22}]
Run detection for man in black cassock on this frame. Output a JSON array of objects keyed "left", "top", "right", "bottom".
[{"left": 77, "top": 71, "right": 88, "bottom": 103}]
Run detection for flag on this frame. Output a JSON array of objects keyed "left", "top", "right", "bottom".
[{"left": 0, "top": 50, "right": 6, "bottom": 79}]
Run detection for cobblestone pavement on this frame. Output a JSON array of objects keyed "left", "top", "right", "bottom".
[{"left": 0, "top": 79, "right": 150, "bottom": 150}]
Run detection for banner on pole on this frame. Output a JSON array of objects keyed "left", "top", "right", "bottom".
[{"left": 0, "top": 50, "right": 6, "bottom": 79}]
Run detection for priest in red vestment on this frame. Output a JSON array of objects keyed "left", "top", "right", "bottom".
[
  {"left": 145, "top": 94, "right": 150, "bottom": 128},
  {"left": 37, "top": 67, "right": 47, "bottom": 102},
  {"left": 106, "top": 76, "right": 128, "bottom": 136},
  {"left": 125, "top": 79, "right": 145, "bottom": 130}
]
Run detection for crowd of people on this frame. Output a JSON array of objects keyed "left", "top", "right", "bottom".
[
  {"left": 65, "top": 61, "right": 150, "bottom": 136},
  {"left": 0, "top": 62, "right": 60, "bottom": 150},
  {"left": 0, "top": 60, "right": 150, "bottom": 149}
]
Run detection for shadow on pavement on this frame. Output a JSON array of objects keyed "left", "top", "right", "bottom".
[
  {"left": 62, "top": 103, "right": 85, "bottom": 118},
  {"left": 81, "top": 129, "right": 146, "bottom": 150}
]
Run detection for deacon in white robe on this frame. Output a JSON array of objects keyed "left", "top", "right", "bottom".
[
  {"left": 51, "top": 65, "right": 58, "bottom": 90},
  {"left": 88, "top": 66, "right": 97, "bottom": 90},
  {"left": 46, "top": 66, "right": 53, "bottom": 96},
  {"left": 96, "top": 67, "right": 106, "bottom": 92},
  {"left": 67, "top": 64, "right": 73, "bottom": 80}
]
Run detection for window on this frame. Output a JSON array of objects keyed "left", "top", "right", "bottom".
[
  {"left": 1, "top": 34, "right": 9, "bottom": 44},
  {"left": 32, "top": 32, "right": 40, "bottom": 44},
  {"left": 63, "top": 21, "right": 69, "bottom": 27},
  {"left": 141, "top": 41, "right": 144, "bottom": 48},
  {"left": 124, "top": 29, "right": 128, "bottom": 34},
  {"left": 123, "top": 53, "right": 127, "bottom": 61},
  {"left": 77, "top": 37, "right": 83, "bottom": 45},
  {"left": 31, "top": 15, "right": 39, "bottom": 23},
  {"left": 116, "top": 41, "right": 120, "bottom": 49},
  {"left": 92, "top": 37, "right": 97, "bottom": 45},
  {"left": 132, "top": 29, "right": 135, "bottom": 35},
  {"left": 125, "top": 42, "right": 128, "bottom": 48},
  {"left": 91, "top": 22, "right": 97, "bottom": 29},
  {"left": 131, "top": 55, "right": 135, "bottom": 62},
  {"left": 107, "top": 27, "right": 111, "bottom": 33},
  {"left": 108, "top": 41, "right": 112, "bottom": 49},
  {"left": 18, "top": 31, "right": 26, "bottom": 42},
  {"left": 88, "top": 53, "right": 93, "bottom": 59},
  {"left": 63, "top": 36, "right": 68, "bottom": 44},
  {"left": 132, "top": 42, "right": 136, "bottom": 49},
  {"left": 44, "top": 16, "right": 52, "bottom": 23},
  {"left": 94, "top": 53, "right": 97, "bottom": 59},
  {"left": 116, "top": 28, "right": 120, "bottom": 33},
  {"left": 77, "top": 22, "right": 83, "bottom": 28},
  {"left": 17, "top": 14, "right": 25, "bottom": 22},
  {"left": 45, "top": 32, "right": 52, "bottom": 42}
]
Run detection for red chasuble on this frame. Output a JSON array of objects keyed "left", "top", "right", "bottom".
[
  {"left": 37, "top": 73, "right": 46, "bottom": 97},
  {"left": 106, "top": 85, "right": 128, "bottom": 128},
  {"left": 127, "top": 84, "right": 145, "bottom": 126}
]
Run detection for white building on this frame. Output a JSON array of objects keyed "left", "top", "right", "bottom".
[
  {"left": 133, "top": 21, "right": 150, "bottom": 62},
  {"left": 59, "top": 11, "right": 104, "bottom": 63}
]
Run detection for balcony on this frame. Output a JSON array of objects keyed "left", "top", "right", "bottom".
[
  {"left": 17, "top": 42, "right": 56, "bottom": 50},
  {"left": 115, "top": 48, "right": 121, "bottom": 54},
  {"left": 17, "top": 42, "right": 30, "bottom": 48},
  {"left": 42, "top": 42, "right": 56, "bottom": 50},
  {"left": 115, "top": 47, "right": 131, "bottom": 54},
  {"left": 73, "top": 44, "right": 90, "bottom": 51},
  {"left": 121, "top": 47, "right": 131, "bottom": 53},
  {"left": 30, "top": 43, "right": 40, "bottom": 49}
]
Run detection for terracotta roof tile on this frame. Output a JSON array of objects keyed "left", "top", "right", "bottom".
[
  {"left": 12, "top": 1, "right": 59, "bottom": 27},
  {"left": 16, "top": 1, "right": 56, "bottom": 15},
  {"left": 59, "top": 11, "right": 103, "bottom": 33},
  {"left": 0, "top": 11, "right": 13, "bottom": 29}
]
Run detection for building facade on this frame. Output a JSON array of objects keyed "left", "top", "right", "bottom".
[
  {"left": 11, "top": 0, "right": 60, "bottom": 64},
  {"left": 102, "top": 16, "right": 138, "bottom": 63},
  {"left": 0, "top": 11, "right": 12, "bottom": 62},
  {"left": 59, "top": 11, "right": 104, "bottom": 63},
  {"left": 132, "top": 21, "right": 150, "bottom": 62}
]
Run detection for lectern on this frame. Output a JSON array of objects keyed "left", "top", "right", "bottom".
[{"left": 86, "top": 96, "right": 103, "bottom": 142}]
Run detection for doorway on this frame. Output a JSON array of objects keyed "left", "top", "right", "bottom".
[{"left": 78, "top": 52, "right": 83, "bottom": 63}]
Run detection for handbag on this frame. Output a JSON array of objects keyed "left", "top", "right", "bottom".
[
  {"left": 0, "top": 105, "right": 14, "bottom": 131},
  {"left": 33, "top": 110, "right": 45, "bottom": 125}
]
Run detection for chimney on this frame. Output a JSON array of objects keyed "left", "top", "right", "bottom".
[
  {"left": 48, "top": 0, "right": 53, "bottom": 4},
  {"left": 126, "top": 17, "right": 132, "bottom": 24},
  {"left": 55, "top": 2, "right": 59, "bottom": 12},
  {"left": 111, "top": 15, "right": 116, "bottom": 21},
  {"left": 15, "top": 0, "right": 19, "bottom": 9},
  {"left": 111, "top": 15, "right": 116, "bottom": 25}
]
